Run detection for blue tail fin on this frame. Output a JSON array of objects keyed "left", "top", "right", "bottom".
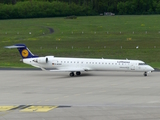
[{"left": 5, "top": 44, "right": 39, "bottom": 59}]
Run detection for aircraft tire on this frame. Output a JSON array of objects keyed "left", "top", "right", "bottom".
[
  {"left": 70, "top": 72, "right": 74, "bottom": 77},
  {"left": 76, "top": 71, "right": 81, "bottom": 76},
  {"left": 144, "top": 72, "right": 147, "bottom": 76}
]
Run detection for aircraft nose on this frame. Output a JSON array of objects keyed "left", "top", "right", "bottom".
[{"left": 149, "top": 66, "right": 154, "bottom": 71}]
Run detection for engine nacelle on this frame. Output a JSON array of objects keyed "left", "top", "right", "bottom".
[{"left": 33, "top": 57, "right": 48, "bottom": 64}]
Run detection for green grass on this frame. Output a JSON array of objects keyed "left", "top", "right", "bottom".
[{"left": 0, "top": 15, "right": 160, "bottom": 68}]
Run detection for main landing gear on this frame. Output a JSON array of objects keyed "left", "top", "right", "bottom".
[
  {"left": 70, "top": 72, "right": 81, "bottom": 77},
  {"left": 144, "top": 72, "right": 147, "bottom": 76}
]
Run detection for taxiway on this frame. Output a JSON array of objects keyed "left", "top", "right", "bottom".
[{"left": 0, "top": 70, "right": 160, "bottom": 120}]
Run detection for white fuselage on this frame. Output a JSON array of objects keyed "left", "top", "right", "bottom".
[{"left": 23, "top": 56, "right": 154, "bottom": 72}]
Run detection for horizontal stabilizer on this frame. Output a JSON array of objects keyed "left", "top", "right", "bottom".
[
  {"left": 5, "top": 45, "right": 25, "bottom": 49},
  {"left": 5, "top": 44, "right": 39, "bottom": 58}
]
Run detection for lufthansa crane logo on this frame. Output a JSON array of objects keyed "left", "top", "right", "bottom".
[{"left": 22, "top": 49, "right": 29, "bottom": 58}]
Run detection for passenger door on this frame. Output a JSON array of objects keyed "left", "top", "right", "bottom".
[{"left": 130, "top": 64, "right": 135, "bottom": 71}]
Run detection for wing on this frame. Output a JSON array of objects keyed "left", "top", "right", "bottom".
[
  {"left": 39, "top": 66, "right": 90, "bottom": 72},
  {"left": 50, "top": 68, "right": 85, "bottom": 72}
]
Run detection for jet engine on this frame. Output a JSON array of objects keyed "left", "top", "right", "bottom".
[{"left": 33, "top": 57, "right": 48, "bottom": 64}]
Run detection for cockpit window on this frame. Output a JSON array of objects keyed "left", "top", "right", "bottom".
[{"left": 139, "top": 63, "right": 147, "bottom": 65}]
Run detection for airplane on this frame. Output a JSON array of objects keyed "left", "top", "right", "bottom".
[{"left": 5, "top": 44, "right": 154, "bottom": 77}]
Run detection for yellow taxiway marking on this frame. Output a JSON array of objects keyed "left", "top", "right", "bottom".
[
  {"left": 0, "top": 106, "right": 17, "bottom": 111},
  {"left": 20, "top": 106, "right": 57, "bottom": 112}
]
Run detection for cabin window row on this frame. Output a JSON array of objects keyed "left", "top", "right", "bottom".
[{"left": 57, "top": 61, "right": 129, "bottom": 65}]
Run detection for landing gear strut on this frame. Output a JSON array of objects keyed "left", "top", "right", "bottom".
[
  {"left": 70, "top": 72, "right": 74, "bottom": 77},
  {"left": 144, "top": 72, "right": 147, "bottom": 76}
]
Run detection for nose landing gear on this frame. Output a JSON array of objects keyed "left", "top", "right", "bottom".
[{"left": 144, "top": 72, "right": 147, "bottom": 76}]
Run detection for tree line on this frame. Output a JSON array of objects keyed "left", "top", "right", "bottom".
[{"left": 0, "top": 0, "right": 160, "bottom": 19}]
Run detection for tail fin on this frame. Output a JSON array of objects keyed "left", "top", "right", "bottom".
[{"left": 5, "top": 44, "right": 39, "bottom": 59}]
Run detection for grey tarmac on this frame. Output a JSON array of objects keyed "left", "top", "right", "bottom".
[{"left": 0, "top": 70, "right": 160, "bottom": 120}]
